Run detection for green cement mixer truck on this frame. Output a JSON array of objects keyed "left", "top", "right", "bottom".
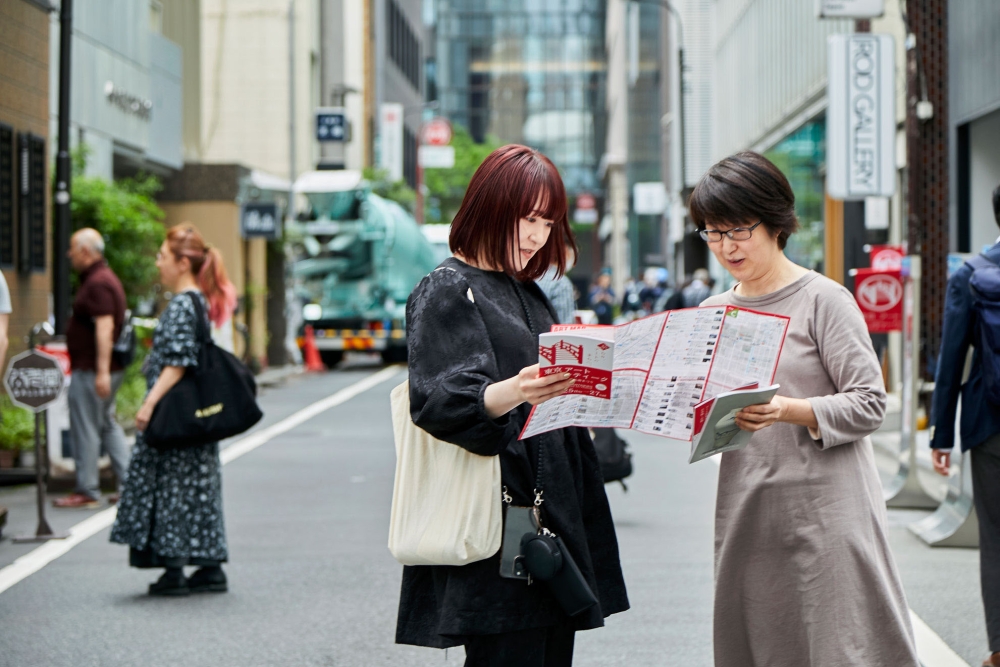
[{"left": 291, "top": 170, "right": 440, "bottom": 368}]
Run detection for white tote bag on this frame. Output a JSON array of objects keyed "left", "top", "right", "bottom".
[{"left": 388, "top": 380, "right": 503, "bottom": 566}]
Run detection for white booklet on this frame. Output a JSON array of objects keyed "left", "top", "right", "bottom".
[
  {"left": 688, "top": 384, "right": 780, "bottom": 463},
  {"left": 519, "top": 305, "right": 789, "bottom": 442}
]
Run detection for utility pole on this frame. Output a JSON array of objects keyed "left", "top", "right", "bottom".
[
  {"left": 53, "top": 0, "right": 73, "bottom": 335},
  {"left": 287, "top": 0, "right": 297, "bottom": 224},
  {"left": 604, "top": 0, "right": 630, "bottom": 298}
]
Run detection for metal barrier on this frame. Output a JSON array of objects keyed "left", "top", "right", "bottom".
[{"left": 909, "top": 445, "right": 979, "bottom": 548}]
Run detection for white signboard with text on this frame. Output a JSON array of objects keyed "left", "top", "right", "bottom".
[
  {"left": 379, "top": 103, "right": 404, "bottom": 182},
  {"left": 827, "top": 34, "right": 896, "bottom": 200},
  {"left": 817, "top": 0, "right": 884, "bottom": 18},
  {"left": 633, "top": 182, "right": 667, "bottom": 215}
]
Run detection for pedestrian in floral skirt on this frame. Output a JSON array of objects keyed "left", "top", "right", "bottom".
[{"left": 110, "top": 224, "right": 237, "bottom": 596}]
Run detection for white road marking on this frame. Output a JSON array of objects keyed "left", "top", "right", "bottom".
[
  {"left": 0, "top": 365, "right": 403, "bottom": 597},
  {"left": 705, "top": 454, "right": 971, "bottom": 667}
]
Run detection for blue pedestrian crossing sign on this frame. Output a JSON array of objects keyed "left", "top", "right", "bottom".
[{"left": 316, "top": 107, "right": 348, "bottom": 142}]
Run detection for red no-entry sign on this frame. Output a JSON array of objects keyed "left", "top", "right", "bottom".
[
  {"left": 422, "top": 119, "right": 452, "bottom": 146},
  {"left": 854, "top": 268, "right": 903, "bottom": 333}
]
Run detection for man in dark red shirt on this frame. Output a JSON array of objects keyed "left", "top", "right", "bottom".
[{"left": 54, "top": 229, "right": 130, "bottom": 509}]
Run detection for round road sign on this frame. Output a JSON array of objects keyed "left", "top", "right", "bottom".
[
  {"left": 3, "top": 349, "right": 66, "bottom": 413},
  {"left": 423, "top": 119, "right": 452, "bottom": 146}
]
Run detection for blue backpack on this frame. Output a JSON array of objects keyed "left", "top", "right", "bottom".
[{"left": 968, "top": 254, "right": 1000, "bottom": 405}]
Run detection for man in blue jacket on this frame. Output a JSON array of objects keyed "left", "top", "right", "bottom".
[{"left": 930, "top": 183, "right": 1000, "bottom": 667}]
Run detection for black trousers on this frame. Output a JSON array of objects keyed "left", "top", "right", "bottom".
[
  {"left": 463, "top": 624, "right": 575, "bottom": 667},
  {"left": 973, "top": 435, "right": 1000, "bottom": 652}
]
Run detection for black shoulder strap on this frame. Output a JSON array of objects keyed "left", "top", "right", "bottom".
[{"left": 184, "top": 291, "right": 211, "bottom": 344}]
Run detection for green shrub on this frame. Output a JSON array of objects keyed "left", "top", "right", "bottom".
[
  {"left": 0, "top": 395, "right": 35, "bottom": 451},
  {"left": 115, "top": 354, "right": 147, "bottom": 431},
  {"left": 68, "top": 147, "right": 165, "bottom": 311}
]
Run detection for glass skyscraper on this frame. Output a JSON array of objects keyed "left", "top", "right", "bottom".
[{"left": 430, "top": 0, "right": 608, "bottom": 196}]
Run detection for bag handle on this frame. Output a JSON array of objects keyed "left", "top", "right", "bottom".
[
  {"left": 184, "top": 291, "right": 213, "bottom": 346},
  {"left": 508, "top": 277, "right": 547, "bottom": 506}
]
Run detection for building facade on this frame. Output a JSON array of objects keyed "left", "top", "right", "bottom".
[
  {"left": 432, "top": 0, "right": 608, "bottom": 198},
  {"left": 950, "top": 1, "right": 1000, "bottom": 255},
  {"left": 318, "top": 0, "right": 424, "bottom": 188},
  {"left": 49, "top": 0, "right": 183, "bottom": 181},
  {"left": 198, "top": 0, "right": 319, "bottom": 181},
  {"left": 1, "top": 0, "right": 51, "bottom": 360},
  {"left": 712, "top": 0, "right": 854, "bottom": 287}
]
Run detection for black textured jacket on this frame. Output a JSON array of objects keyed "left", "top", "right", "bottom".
[{"left": 396, "top": 257, "right": 629, "bottom": 648}]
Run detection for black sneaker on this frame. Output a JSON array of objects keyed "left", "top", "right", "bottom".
[
  {"left": 148, "top": 570, "right": 190, "bottom": 596},
  {"left": 188, "top": 567, "right": 228, "bottom": 593}
]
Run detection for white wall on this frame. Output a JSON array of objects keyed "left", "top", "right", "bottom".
[
  {"left": 970, "top": 108, "right": 1000, "bottom": 252},
  {"left": 712, "top": 0, "right": 852, "bottom": 158},
  {"left": 200, "top": 0, "right": 320, "bottom": 179},
  {"left": 343, "top": 0, "right": 366, "bottom": 171}
]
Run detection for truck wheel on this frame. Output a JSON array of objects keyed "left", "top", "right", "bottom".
[
  {"left": 320, "top": 351, "right": 344, "bottom": 368},
  {"left": 381, "top": 347, "right": 408, "bottom": 364}
]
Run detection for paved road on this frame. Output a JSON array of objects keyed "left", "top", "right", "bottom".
[{"left": 0, "top": 364, "right": 987, "bottom": 666}]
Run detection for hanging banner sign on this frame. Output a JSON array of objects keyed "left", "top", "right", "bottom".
[
  {"left": 241, "top": 203, "right": 280, "bottom": 239},
  {"left": 316, "top": 107, "right": 348, "bottom": 142},
  {"left": 379, "top": 104, "right": 404, "bottom": 183},
  {"left": 827, "top": 34, "right": 896, "bottom": 200},
  {"left": 854, "top": 267, "right": 903, "bottom": 333}
]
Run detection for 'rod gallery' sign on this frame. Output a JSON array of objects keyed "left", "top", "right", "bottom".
[{"left": 827, "top": 34, "right": 896, "bottom": 200}]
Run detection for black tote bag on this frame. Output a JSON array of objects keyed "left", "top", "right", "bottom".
[{"left": 144, "top": 293, "right": 263, "bottom": 451}]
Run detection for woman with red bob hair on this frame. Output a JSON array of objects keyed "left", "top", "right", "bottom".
[{"left": 396, "top": 145, "right": 629, "bottom": 665}]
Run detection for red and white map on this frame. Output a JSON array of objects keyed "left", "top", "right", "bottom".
[
  {"left": 538, "top": 331, "right": 616, "bottom": 399},
  {"left": 520, "top": 306, "right": 790, "bottom": 442}
]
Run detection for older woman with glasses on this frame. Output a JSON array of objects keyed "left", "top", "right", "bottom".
[{"left": 692, "top": 152, "right": 919, "bottom": 667}]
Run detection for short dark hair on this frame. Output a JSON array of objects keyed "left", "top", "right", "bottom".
[
  {"left": 688, "top": 151, "right": 800, "bottom": 250},
  {"left": 993, "top": 183, "right": 1000, "bottom": 227},
  {"left": 449, "top": 144, "right": 575, "bottom": 280}
]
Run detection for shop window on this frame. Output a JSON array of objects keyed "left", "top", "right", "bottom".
[
  {"left": 16, "top": 132, "right": 46, "bottom": 274},
  {"left": 765, "top": 120, "right": 826, "bottom": 274},
  {"left": 387, "top": 0, "right": 421, "bottom": 92},
  {"left": 0, "top": 124, "right": 13, "bottom": 268}
]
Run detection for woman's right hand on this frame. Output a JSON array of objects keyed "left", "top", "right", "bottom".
[
  {"left": 516, "top": 364, "right": 575, "bottom": 405},
  {"left": 484, "top": 364, "right": 576, "bottom": 419}
]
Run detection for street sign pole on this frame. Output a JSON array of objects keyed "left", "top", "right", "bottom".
[
  {"left": 6, "top": 326, "right": 69, "bottom": 543},
  {"left": 14, "top": 411, "right": 65, "bottom": 543}
]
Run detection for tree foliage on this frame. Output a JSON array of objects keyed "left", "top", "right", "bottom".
[
  {"left": 69, "top": 149, "right": 165, "bottom": 309},
  {"left": 422, "top": 125, "right": 502, "bottom": 225},
  {"left": 362, "top": 166, "right": 417, "bottom": 213}
]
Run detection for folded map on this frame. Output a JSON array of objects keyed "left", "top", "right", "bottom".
[{"left": 519, "top": 305, "right": 790, "bottom": 443}]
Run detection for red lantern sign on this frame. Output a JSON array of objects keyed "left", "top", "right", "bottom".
[{"left": 854, "top": 268, "right": 903, "bottom": 333}]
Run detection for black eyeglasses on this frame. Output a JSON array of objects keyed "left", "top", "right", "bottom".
[{"left": 698, "top": 220, "right": 764, "bottom": 243}]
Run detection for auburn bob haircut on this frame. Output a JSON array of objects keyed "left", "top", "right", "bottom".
[{"left": 449, "top": 144, "right": 575, "bottom": 281}]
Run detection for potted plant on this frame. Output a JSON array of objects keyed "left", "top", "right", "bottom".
[{"left": 0, "top": 395, "right": 34, "bottom": 469}]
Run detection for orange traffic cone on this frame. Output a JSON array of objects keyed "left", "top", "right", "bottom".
[{"left": 303, "top": 325, "right": 326, "bottom": 372}]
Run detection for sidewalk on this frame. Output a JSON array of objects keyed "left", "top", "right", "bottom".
[{"left": 871, "top": 393, "right": 987, "bottom": 666}]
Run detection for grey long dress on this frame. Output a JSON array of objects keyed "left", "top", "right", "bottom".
[{"left": 702, "top": 272, "right": 919, "bottom": 667}]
